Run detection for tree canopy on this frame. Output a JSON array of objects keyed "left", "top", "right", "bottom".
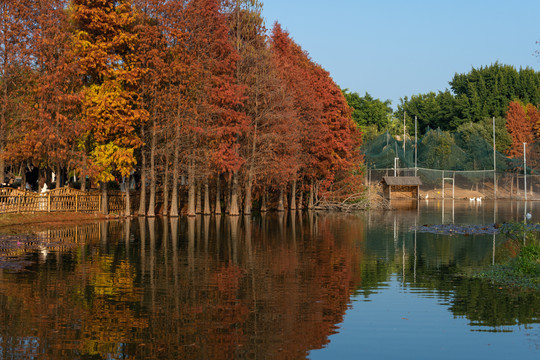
[
  {"left": 396, "top": 63, "right": 540, "bottom": 134},
  {"left": 342, "top": 90, "right": 392, "bottom": 132},
  {"left": 0, "top": 0, "right": 362, "bottom": 215}
]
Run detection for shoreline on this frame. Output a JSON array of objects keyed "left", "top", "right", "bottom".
[{"left": 0, "top": 212, "right": 118, "bottom": 234}]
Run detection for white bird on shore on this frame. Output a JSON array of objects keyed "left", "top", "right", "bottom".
[
  {"left": 476, "top": 197, "right": 482, "bottom": 202},
  {"left": 469, "top": 197, "right": 475, "bottom": 201}
]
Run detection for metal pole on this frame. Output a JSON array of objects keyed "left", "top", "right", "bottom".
[
  {"left": 524, "top": 142, "right": 527, "bottom": 201},
  {"left": 403, "top": 111, "right": 406, "bottom": 157},
  {"left": 452, "top": 173, "right": 455, "bottom": 199},
  {"left": 442, "top": 176, "right": 444, "bottom": 200},
  {"left": 493, "top": 117, "right": 497, "bottom": 199},
  {"left": 415, "top": 116, "right": 417, "bottom": 177}
]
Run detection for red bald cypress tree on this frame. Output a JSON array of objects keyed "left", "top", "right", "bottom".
[
  {"left": 271, "top": 23, "right": 361, "bottom": 209},
  {"left": 506, "top": 101, "right": 536, "bottom": 158},
  {"left": 133, "top": 0, "right": 171, "bottom": 216},
  {"left": 184, "top": 0, "right": 247, "bottom": 216},
  {"left": 24, "top": 0, "right": 82, "bottom": 190},
  {"left": 0, "top": 0, "right": 36, "bottom": 185}
]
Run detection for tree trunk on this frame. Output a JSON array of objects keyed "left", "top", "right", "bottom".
[
  {"left": 215, "top": 175, "right": 222, "bottom": 214},
  {"left": 277, "top": 187, "right": 285, "bottom": 212},
  {"left": 169, "top": 132, "right": 179, "bottom": 217},
  {"left": 171, "top": 94, "right": 183, "bottom": 217},
  {"left": 203, "top": 178, "right": 211, "bottom": 215},
  {"left": 290, "top": 180, "right": 297, "bottom": 210},
  {"left": 125, "top": 186, "right": 131, "bottom": 217},
  {"left": 195, "top": 182, "right": 202, "bottom": 214},
  {"left": 187, "top": 162, "right": 196, "bottom": 217},
  {"left": 55, "top": 163, "right": 61, "bottom": 189},
  {"left": 308, "top": 181, "right": 314, "bottom": 209},
  {"left": 229, "top": 173, "right": 240, "bottom": 216},
  {"left": 225, "top": 178, "right": 231, "bottom": 214},
  {"left": 260, "top": 191, "right": 267, "bottom": 212},
  {"left": 243, "top": 175, "right": 253, "bottom": 215},
  {"left": 38, "top": 168, "right": 46, "bottom": 192},
  {"left": 138, "top": 148, "right": 147, "bottom": 216},
  {"left": 80, "top": 170, "right": 86, "bottom": 191},
  {"left": 21, "top": 163, "right": 27, "bottom": 190},
  {"left": 162, "top": 154, "right": 169, "bottom": 216},
  {"left": 298, "top": 190, "right": 303, "bottom": 210},
  {"left": 147, "top": 118, "right": 157, "bottom": 217},
  {"left": 100, "top": 181, "right": 108, "bottom": 215},
  {"left": 244, "top": 120, "right": 258, "bottom": 215}
]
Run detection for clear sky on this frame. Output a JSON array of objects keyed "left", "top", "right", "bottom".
[{"left": 261, "top": 0, "right": 540, "bottom": 109}]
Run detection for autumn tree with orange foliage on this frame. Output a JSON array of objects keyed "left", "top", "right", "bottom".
[
  {"left": 0, "top": 0, "right": 36, "bottom": 185},
  {"left": 271, "top": 23, "right": 361, "bottom": 209},
  {"left": 226, "top": 1, "right": 298, "bottom": 214},
  {"left": 132, "top": 0, "right": 171, "bottom": 217},
  {"left": 183, "top": 0, "right": 247, "bottom": 216},
  {"left": 71, "top": 0, "right": 148, "bottom": 214},
  {"left": 505, "top": 101, "right": 538, "bottom": 157},
  {"left": 0, "top": 0, "right": 363, "bottom": 215},
  {"left": 10, "top": 0, "right": 84, "bottom": 190}
]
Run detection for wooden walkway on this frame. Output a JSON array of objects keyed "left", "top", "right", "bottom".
[{"left": 0, "top": 187, "right": 125, "bottom": 214}]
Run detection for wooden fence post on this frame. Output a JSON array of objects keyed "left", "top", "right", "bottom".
[
  {"left": 48, "top": 193, "right": 51, "bottom": 212},
  {"left": 75, "top": 194, "right": 78, "bottom": 212},
  {"left": 17, "top": 195, "right": 20, "bottom": 213}
]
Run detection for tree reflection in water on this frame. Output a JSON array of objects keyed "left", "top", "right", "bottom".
[
  {"left": 0, "top": 213, "right": 361, "bottom": 359},
  {"left": 0, "top": 213, "right": 538, "bottom": 358}
]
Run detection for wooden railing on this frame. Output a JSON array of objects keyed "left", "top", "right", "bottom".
[{"left": 0, "top": 187, "right": 125, "bottom": 214}]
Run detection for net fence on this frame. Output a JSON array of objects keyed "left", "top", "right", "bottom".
[{"left": 362, "top": 129, "right": 540, "bottom": 199}]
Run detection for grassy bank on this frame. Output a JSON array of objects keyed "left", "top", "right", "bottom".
[
  {"left": 473, "top": 223, "right": 540, "bottom": 291},
  {"left": 474, "top": 264, "right": 540, "bottom": 291}
]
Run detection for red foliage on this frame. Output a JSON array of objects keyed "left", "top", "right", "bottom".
[
  {"left": 270, "top": 23, "right": 362, "bottom": 190},
  {"left": 184, "top": 0, "right": 248, "bottom": 175},
  {"left": 506, "top": 101, "right": 537, "bottom": 158}
]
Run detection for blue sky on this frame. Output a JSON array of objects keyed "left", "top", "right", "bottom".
[{"left": 261, "top": 0, "right": 540, "bottom": 109}]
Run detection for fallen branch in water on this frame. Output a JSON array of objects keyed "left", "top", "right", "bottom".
[{"left": 314, "top": 193, "right": 391, "bottom": 211}]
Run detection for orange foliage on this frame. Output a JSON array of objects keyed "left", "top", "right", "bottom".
[{"left": 505, "top": 100, "right": 537, "bottom": 158}]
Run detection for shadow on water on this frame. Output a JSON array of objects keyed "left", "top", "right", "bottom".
[{"left": 0, "top": 205, "right": 538, "bottom": 358}]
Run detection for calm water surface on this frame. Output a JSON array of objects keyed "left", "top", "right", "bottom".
[{"left": 0, "top": 200, "right": 539, "bottom": 359}]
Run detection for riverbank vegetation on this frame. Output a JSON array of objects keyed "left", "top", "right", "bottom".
[
  {"left": 474, "top": 222, "right": 540, "bottom": 290},
  {"left": 0, "top": 0, "right": 362, "bottom": 217}
]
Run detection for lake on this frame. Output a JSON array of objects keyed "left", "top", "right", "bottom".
[{"left": 0, "top": 200, "right": 539, "bottom": 359}]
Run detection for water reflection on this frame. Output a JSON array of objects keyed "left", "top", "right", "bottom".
[
  {"left": 0, "top": 204, "right": 538, "bottom": 359},
  {"left": 0, "top": 214, "right": 361, "bottom": 358}
]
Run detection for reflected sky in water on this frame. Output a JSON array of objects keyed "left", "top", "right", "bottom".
[{"left": 0, "top": 200, "right": 538, "bottom": 359}]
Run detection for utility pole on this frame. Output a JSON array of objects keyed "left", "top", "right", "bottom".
[
  {"left": 415, "top": 116, "right": 417, "bottom": 177},
  {"left": 403, "top": 111, "right": 406, "bottom": 158},
  {"left": 493, "top": 117, "right": 497, "bottom": 199}
]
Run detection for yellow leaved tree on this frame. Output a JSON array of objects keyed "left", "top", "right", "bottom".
[{"left": 71, "top": 0, "right": 148, "bottom": 215}]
